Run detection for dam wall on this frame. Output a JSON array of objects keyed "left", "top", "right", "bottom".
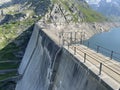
[{"left": 15, "top": 23, "right": 112, "bottom": 90}]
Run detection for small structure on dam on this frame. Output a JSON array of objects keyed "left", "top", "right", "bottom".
[{"left": 15, "top": 22, "right": 120, "bottom": 90}]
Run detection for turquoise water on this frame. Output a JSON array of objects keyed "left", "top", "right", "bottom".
[{"left": 84, "top": 28, "right": 120, "bottom": 62}]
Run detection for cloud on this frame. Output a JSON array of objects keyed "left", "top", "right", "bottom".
[
  {"left": 0, "top": 0, "right": 12, "bottom": 5},
  {"left": 106, "top": 0, "right": 111, "bottom": 2}
]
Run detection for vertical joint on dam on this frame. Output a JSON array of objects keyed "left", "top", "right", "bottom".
[{"left": 48, "top": 47, "right": 62, "bottom": 90}]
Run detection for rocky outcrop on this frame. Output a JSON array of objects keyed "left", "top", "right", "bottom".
[
  {"left": 43, "top": 0, "right": 105, "bottom": 24},
  {"left": 0, "top": 0, "right": 120, "bottom": 48},
  {"left": 39, "top": 20, "right": 120, "bottom": 41},
  {"left": 0, "top": 13, "right": 28, "bottom": 25},
  {"left": 0, "top": 0, "right": 105, "bottom": 22},
  {"left": 44, "top": 3, "right": 83, "bottom": 24}
]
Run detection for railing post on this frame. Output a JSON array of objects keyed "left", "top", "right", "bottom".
[
  {"left": 70, "top": 32, "right": 72, "bottom": 44},
  {"left": 62, "top": 39, "right": 64, "bottom": 46},
  {"left": 87, "top": 42, "right": 89, "bottom": 48},
  {"left": 80, "top": 32, "right": 83, "bottom": 44},
  {"left": 58, "top": 33, "right": 61, "bottom": 45},
  {"left": 84, "top": 53, "right": 86, "bottom": 63},
  {"left": 75, "top": 32, "right": 77, "bottom": 44},
  {"left": 110, "top": 51, "right": 113, "bottom": 59},
  {"left": 99, "top": 63, "right": 102, "bottom": 75},
  {"left": 83, "top": 32, "right": 85, "bottom": 40},
  {"left": 74, "top": 47, "right": 76, "bottom": 55},
  {"left": 61, "top": 32, "right": 63, "bottom": 45},
  {"left": 97, "top": 46, "right": 100, "bottom": 53},
  {"left": 68, "top": 43, "right": 69, "bottom": 50}
]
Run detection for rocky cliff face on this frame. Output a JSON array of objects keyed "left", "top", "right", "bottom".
[
  {"left": 43, "top": 0, "right": 105, "bottom": 23},
  {"left": 44, "top": 1, "right": 85, "bottom": 23},
  {"left": 0, "top": 0, "right": 105, "bottom": 22},
  {"left": 0, "top": 0, "right": 118, "bottom": 39}
]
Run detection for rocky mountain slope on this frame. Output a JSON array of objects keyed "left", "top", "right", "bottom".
[
  {"left": 43, "top": 0, "right": 106, "bottom": 23},
  {"left": 0, "top": 0, "right": 106, "bottom": 22},
  {"left": 86, "top": 0, "right": 120, "bottom": 21}
]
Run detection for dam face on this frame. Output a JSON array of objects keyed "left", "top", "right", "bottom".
[{"left": 15, "top": 24, "right": 111, "bottom": 90}]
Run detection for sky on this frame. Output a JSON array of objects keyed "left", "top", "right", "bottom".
[
  {"left": 106, "top": 0, "right": 111, "bottom": 2},
  {"left": 0, "top": 0, "right": 112, "bottom": 5},
  {"left": 86, "top": 0, "right": 100, "bottom": 4},
  {"left": 0, "top": 0, "right": 11, "bottom": 5},
  {"left": 86, "top": 0, "right": 111, "bottom": 4}
]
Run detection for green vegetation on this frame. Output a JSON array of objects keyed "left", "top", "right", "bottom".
[
  {"left": 0, "top": 71, "right": 17, "bottom": 90},
  {"left": 78, "top": 5, "right": 106, "bottom": 22},
  {"left": 0, "top": 17, "right": 38, "bottom": 49},
  {"left": 0, "top": 13, "right": 40, "bottom": 82},
  {"left": 0, "top": 62, "right": 19, "bottom": 70},
  {"left": 0, "top": 71, "right": 17, "bottom": 80},
  {"left": 0, "top": 43, "right": 21, "bottom": 61}
]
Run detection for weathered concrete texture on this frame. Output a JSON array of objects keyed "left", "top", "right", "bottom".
[
  {"left": 16, "top": 24, "right": 112, "bottom": 90},
  {"left": 52, "top": 49, "right": 109, "bottom": 90},
  {"left": 16, "top": 24, "right": 60, "bottom": 90},
  {"left": 18, "top": 24, "right": 40, "bottom": 75}
]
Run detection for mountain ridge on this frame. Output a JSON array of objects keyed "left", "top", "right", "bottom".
[
  {"left": 0, "top": 0, "right": 106, "bottom": 23},
  {"left": 86, "top": 0, "right": 120, "bottom": 21}
]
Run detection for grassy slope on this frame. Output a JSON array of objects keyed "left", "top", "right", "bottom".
[
  {"left": 78, "top": 5, "right": 106, "bottom": 22},
  {"left": 0, "top": 17, "right": 39, "bottom": 82},
  {"left": 52, "top": 0, "right": 106, "bottom": 22},
  {"left": 0, "top": 0, "right": 42, "bottom": 85}
]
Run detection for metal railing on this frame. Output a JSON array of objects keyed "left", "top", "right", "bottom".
[
  {"left": 59, "top": 31, "right": 120, "bottom": 84},
  {"left": 83, "top": 41, "right": 120, "bottom": 61},
  {"left": 71, "top": 45, "right": 120, "bottom": 83},
  {"left": 59, "top": 31, "right": 120, "bottom": 62}
]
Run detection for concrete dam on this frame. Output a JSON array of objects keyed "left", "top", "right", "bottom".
[{"left": 15, "top": 23, "right": 120, "bottom": 90}]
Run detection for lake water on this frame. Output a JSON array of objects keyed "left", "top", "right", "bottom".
[{"left": 83, "top": 28, "right": 120, "bottom": 62}]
